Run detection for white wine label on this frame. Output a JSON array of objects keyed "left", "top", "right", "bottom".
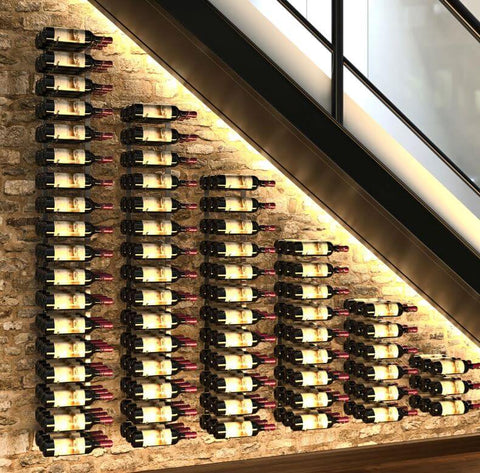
[
  {"left": 142, "top": 359, "right": 172, "bottom": 377},
  {"left": 53, "top": 197, "right": 86, "bottom": 213},
  {"left": 53, "top": 28, "right": 86, "bottom": 44},
  {"left": 224, "top": 376, "right": 254, "bottom": 393},
  {"left": 53, "top": 148, "right": 86, "bottom": 165},
  {"left": 53, "top": 245, "right": 86, "bottom": 261},
  {"left": 53, "top": 292, "right": 86, "bottom": 310},
  {"left": 223, "top": 220, "right": 254, "bottom": 234},
  {"left": 439, "top": 400, "right": 466, "bottom": 416},
  {"left": 301, "top": 285, "right": 329, "bottom": 300},
  {"left": 53, "top": 389, "right": 86, "bottom": 407},
  {"left": 141, "top": 289, "right": 173, "bottom": 306},
  {"left": 300, "top": 242, "right": 329, "bottom": 256},
  {"left": 372, "top": 385, "right": 399, "bottom": 401},
  {"left": 372, "top": 323, "right": 400, "bottom": 339},
  {"left": 372, "top": 364, "right": 400, "bottom": 381},
  {"left": 224, "top": 421, "right": 253, "bottom": 438},
  {"left": 53, "top": 340, "right": 85, "bottom": 358},
  {"left": 301, "top": 327, "right": 329, "bottom": 343},
  {"left": 142, "top": 220, "right": 173, "bottom": 236},
  {"left": 141, "top": 197, "right": 173, "bottom": 213},
  {"left": 54, "top": 51, "right": 86, "bottom": 68},
  {"left": 300, "top": 305, "right": 330, "bottom": 321},
  {"left": 301, "top": 370, "right": 330, "bottom": 386},
  {"left": 439, "top": 380, "right": 466, "bottom": 395},
  {"left": 53, "top": 173, "right": 86, "bottom": 188},
  {"left": 223, "top": 287, "right": 254, "bottom": 303},
  {"left": 53, "top": 437, "right": 86, "bottom": 456},
  {"left": 142, "top": 335, "right": 173, "bottom": 353},
  {"left": 300, "top": 413, "right": 329, "bottom": 430},
  {"left": 224, "top": 197, "right": 253, "bottom": 212},
  {"left": 301, "top": 263, "right": 329, "bottom": 278},
  {"left": 224, "top": 176, "right": 254, "bottom": 189},
  {"left": 372, "top": 406, "right": 399, "bottom": 423},
  {"left": 142, "top": 127, "right": 173, "bottom": 143},
  {"left": 54, "top": 76, "right": 85, "bottom": 92},
  {"left": 142, "top": 429, "right": 173, "bottom": 446},
  {"left": 223, "top": 264, "right": 254, "bottom": 280},
  {"left": 224, "top": 242, "right": 254, "bottom": 257},
  {"left": 53, "top": 413, "right": 86, "bottom": 432},
  {"left": 224, "top": 309, "right": 253, "bottom": 325},
  {"left": 301, "top": 392, "right": 329, "bottom": 408},
  {"left": 142, "top": 105, "right": 173, "bottom": 119},
  {"left": 53, "top": 124, "right": 86, "bottom": 141},
  {"left": 142, "top": 382, "right": 173, "bottom": 400},
  {"left": 224, "top": 354, "right": 253, "bottom": 370},
  {"left": 301, "top": 349, "right": 329, "bottom": 364},
  {"left": 53, "top": 269, "right": 86, "bottom": 286},
  {"left": 141, "top": 243, "right": 173, "bottom": 259},
  {"left": 52, "top": 221, "right": 86, "bottom": 237},
  {"left": 53, "top": 100, "right": 86, "bottom": 117},
  {"left": 142, "top": 150, "right": 173, "bottom": 166},
  {"left": 223, "top": 331, "right": 254, "bottom": 348},
  {"left": 53, "top": 315, "right": 86, "bottom": 334},
  {"left": 141, "top": 266, "right": 173, "bottom": 283},
  {"left": 372, "top": 303, "right": 400, "bottom": 317},
  {"left": 438, "top": 359, "right": 467, "bottom": 375},
  {"left": 142, "top": 406, "right": 173, "bottom": 423},
  {"left": 142, "top": 313, "right": 173, "bottom": 330},
  {"left": 142, "top": 174, "right": 173, "bottom": 189},
  {"left": 53, "top": 364, "right": 86, "bottom": 383},
  {"left": 372, "top": 344, "right": 400, "bottom": 360},
  {"left": 224, "top": 398, "right": 254, "bottom": 415}
]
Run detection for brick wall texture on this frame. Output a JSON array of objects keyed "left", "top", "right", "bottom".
[{"left": 0, "top": 0, "right": 479, "bottom": 471}]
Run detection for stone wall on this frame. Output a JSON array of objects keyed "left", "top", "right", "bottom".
[{"left": 0, "top": 0, "right": 479, "bottom": 471}]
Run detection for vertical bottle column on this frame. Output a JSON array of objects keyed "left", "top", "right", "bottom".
[
  {"left": 198, "top": 177, "right": 277, "bottom": 439},
  {"left": 273, "top": 240, "right": 351, "bottom": 431},
  {"left": 33, "top": 27, "right": 115, "bottom": 457},
  {"left": 118, "top": 104, "right": 199, "bottom": 448}
]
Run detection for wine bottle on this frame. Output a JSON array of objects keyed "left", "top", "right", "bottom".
[
  {"left": 120, "top": 265, "right": 197, "bottom": 283},
  {"left": 121, "top": 104, "right": 197, "bottom": 123},
  {"left": 35, "top": 313, "right": 112, "bottom": 335},
  {"left": 120, "top": 219, "right": 196, "bottom": 236},
  {"left": 121, "top": 423, "right": 196, "bottom": 447},
  {"left": 36, "top": 337, "right": 113, "bottom": 359},
  {"left": 362, "top": 406, "right": 417, "bottom": 424},
  {"left": 429, "top": 357, "right": 480, "bottom": 376},
  {"left": 35, "top": 172, "right": 113, "bottom": 189},
  {"left": 355, "top": 321, "right": 418, "bottom": 339},
  {"left": 200, "top": 218, "right": 276, "bottom": 235},
  {"left": 36, "top": 384, "right": 113, "bottom": 407},
  {"left": 347, "top": 341, "right": 418, "bottom": 360},
  {"left": 286, "top": 390, "right": 349, "bottom": 409},
  {"left": 274, "top": 302, "right": 349, "bottom": 321},
  {"left": 35, "top": 124, "right": 113, "bottom": 143},
  {"left": 275, "top": 345, "right": 348, "bottom": 365},
  {"left": 200, "top": 197, "right": 275, "bottom": 213},
  {"left": 35, "top": 244, "right": 113, "bottom": 262},
  {"left": 359, "top": 302, "right": 418, "bottom": 318},
  {"left": 120, "top": 150, "right": 197, "bottom": 167},
  {"left": 288, "top": 412, "right": 349, "bottom": 431},
  {"left": 200, "top": 241, "right": 275, "bottom": 258},
  {"left": 36, "top": 268, "right": 113, "bottom": 286},
  {"left": 35, "top": 196, "right": 113, "bottom": 213},
  {"left": 274, "top": 240, "right": 349, "bottom": 256},
  {"left": 37, "top": 431, "right": 112, "bottom": 457},
  {"left": 207, "top": 396, "right": 275, "bottom": 416},
  {"left": 200, "top": 306, "right": 276, "bottom": 326},
  {"left": 120, "top": 196, "right": 197, "bottom": 213},
  {"left": 201, "top": 328, "right": 275, "bottom": 348},
  {"left": 120, "top": 173, "right": 197, "bottom": 190},
  {"left": 352, "top": 361, "right": 418, "bottom": 381},
  {"left": 200, "top": 175, "right": 275, "bottom": 190},
  {"left": 280, "top": 367, "right": 348, "bottom": 387},
  {"left": 275, "top": 323, "right": 349, "bottom": 343},
  {"left": 200, "top": 284, "right": 276, "bottom": 303},
  {"left": 201, "top": 350, "right": 276, "bottom": 371},
  {"left": 121, "top": 401, "right": 197, "bottom": 424},
  {"left": 35, "top": 291, "right": 113, "bottom": 311},
  {"left": 120, "top": 126, "right": 198, "bottom": 145},
  {"left": 35, "top": 51, "right": 113, "bottom": 74},
  {"left": 120, "top": 309, "right": 197, "bottom": 330},
  {"left": 209, "top": 419, "right": 275, "bottom": 439},
  {"left": 120, "top": 242, "right": 197, "bottom": 260},
  {"left": 36, "top": 220, "right": 113, "bottom": 238},
  {"left": 35, "top": 27, "right": 113, "bottom": 51},
  {"left": 35, "top": 99, "right": 113, "bottom": 120},
  {"left": 120, "top": 378, "right": 197, "bottom": 400},
  {"left": 36, "top": 360, "right": 113, "bottom": 383},
  {"left": 429, "top": 399, "right": 480, "bottom": 417},
  {"left": 354, "top": 383, "right": 417, "bottom": 402},
  {"left": 274, "top": 283, "right": 349, "bottom": 300},
  {"left": 428, "top": 378, "right": 480, "bottom": 396},
  {"left": 120, "top": 288, "right": 197, "bottom": 307},
  {"left": 200, "top": 263, "right": 275, "bottom": 280},
  {"left": 121, "top": 355, "right": 197, "bottom": 377},
  {"left": 35, "top": 406, "right": 113, "bottom": 432},
  {"left": 35, "top": 75, "right": 113, "bottom": 98},
  {"left": 275, "top": 262, "right": 349, "bottom": 278},
  {"left": 201, "top": 373, "right": 276, "bottom": 393},
  {"left": 36, "top": 148, "right": 113, "bottom": 166},
  {"left": 120, "top": 333, "right": 197, "bottom": 354}
]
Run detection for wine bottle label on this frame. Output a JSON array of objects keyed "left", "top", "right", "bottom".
[
  {"left": 300, "top": 327, "right": 329, "bottom": 343},
  {"left": 439, "top": 380, "right": 466, "bottom": 395},
  {"left": 300, "top": 285, "right": 329, "bottom": 300},
  {"left": 52, "top": 148, "right": 86, "bottom": 165},
  {"left": 142, "top": 220, "right": 173, "bottom": 236},
  {"left": 224, "top": 376, "right": 254, "bottom": 393},
  {"left": 140, "top": 290, "right": 173, "bottom": 306},
  {"left": 53, "top": 173, "right": 86, "bottom": 188},
  {"left": 223, "top": 331, "right": 254, "bottom": 348},
  {"left": 223, "top": 264, "right": 254, "bottom": 280},
  {"left": 223, "top": 309, "right": 254, "bottom": 325},
  {"left": 53, "top": 245, "right": 86, "bottom": 261},
  {"left": 54, "top": 76, "right": 85, "bottom": 93},
  {"left": 300, "top": 413, "right": 329, "bottom": 430},
  {"left": 142, "top": 429, "right": 173, "bottom": 446},
  {"left": 142, "top": 382, "right": 173, "bottom": 400},
  {"left": 53, "top": 293, "right": 86, "bottom": 310},
  {"left": 300, "top": 305, "right": 330, "bottom": 321},
  {"left": 439, "top": 400, "right": 466, "bottom": 416},
  {"left": 53, "top": 124, "right": 86, "bottom": 141},
  {"left": 141, "top": 313, "right": 173, "bottom": 330},
  {"left": 53, "top": 341, "right": 86, "bottom": 358},
  {"left": 301, "top": 370, "right": 330, "bottom": 386},
  {"left": 224, "top": 176, "right": 254, "bottom": 189},
  {"left": 141, "top": 197, "right": 173, "bottom": 213},
  {"left": 438, "top": 359, "right": 466, "bottom": 374},
  {"left": 142, "top": 359, "right": 172, "bottom": 376},
  {"left": 53, "top": 28, "right": 86, "bottom": 44},
  {"left": 142, "top": 174, "right": 173, "bottom": 189},
  {"left": 224, "top": 197, "right": 254, "bottom": 212},
  {"left": 53, "top": 364, "right": 86, "bottom": 383},
  {"left": 372, "top": 324, "right": 400, "bottom": 338},
  {"left": 300, "top": 263, "right": 329, "bottom": 278},
  {"left": 141, "top": 150, "right": 173, "bottom": 166},
  {"left": 299, "top": 242, "right": 329, "bottom": 256},
  {"left": 52, "top": 315, "right": 86, "bottom": 334},
  {"left": 142, "top": 127, "right": 172, "bottom": 143},
  {"left": 52, "top": 221, "right": 86, "bottom": 237},
  {"left": 372, "top": 406, "right": 399, "bottom": 423},
  {"left": 224, "top": 354, "right": 253, "bottom": 370},
  {"left": 142, "top": 406, "right": 173, "bottom": 423},
  {"left": 300, "top": 392, "right": 329, "bottom": 408},
  {"left": 223, "top": 220, "right": 254, "bottom": 234},
  {"left": 141, "top": 244, "right": 173, "bottom": 259},
  {"left": 142, "top": 105, "right": 173, "bottom": 119},
  {"left": 371, "top": 385, "right": 399, "bottom": 401},
  {"left": 372, "top": 344, "right": 400, "bottom": 360},
  {"left": 372, "top": 364, "right": 400, "bottom": 381},
  {"left": 224, "top": 421, "right": 253, "bottom": 438},
  {"left": 53, "top": 413, "right": 86, "bottom": 431},
  {"left": 54, "top": 52, "right": 86, "bottom": 68},
  {"left": 224, "top": 398, "right": 254, "bottom": 415},
  {"left": 53, "top": 437, "right": 86, "bottom": 456},
  {"left": 53, "top": 389, "right": 85, "bottom": 407},
  {"left": 142, "top": 336, "right": 173, "bottom": 353},
  {"left": 223, "top": 287, "right": 254, "bottom": 302},
  {"left": 224, "top": 242, "right": 254, "bottom": 257},
  {"left": 53, "top": 197, "right": 86, "bottom": 213},
  {"left": 301, "top": 349, "right": 329, "bottom": 364},
  {"left": 53, "top": 100, "right": 86, "bottom": 117},
  {"left": 53, "top": 269, "right": 86, "bottom": 286},
  {"left": 141, "top": 267, "right": 173, "bottom": 282},
  {"left": 372, "top": 303, "right": 400, "bottom": 317}
]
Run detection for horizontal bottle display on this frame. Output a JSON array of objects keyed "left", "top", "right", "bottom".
[
  {"left": 274, "top": 387, "right": 349, "bottom": 409},
  {"left": 344, "top": 340, "right": 418, "bottom": 360},
  {"left": 361, "top": 405, "right": 417, "bottom": 424},
  {"left": 120, "top": 173, "right": 197, "bottom": 190},
  {"left": 200, "top": 415, "right": 275, "bottom": 439},
  {"left": 36, "top": 407, "right": 113, "bottom": 432},
  {"left": 274, "top": 282, "right": 349, "bottom": 300},
  {"left": 200, "top": 393, "right": 275, "bottom": 416},
  {"left": 274, "top": 345, "right": 348, "bottom": 365},
  {"left": 409, "top": 376, "right": 480, "bottom": 395},
  {"left": 200, "top": 328, "right": 275, "bottom": 348},
  {"left": 36, "top": 360, "right": 113, "bottom": 383},
  {"left": 275, "top": 408, "right": 349, "bottom": 431},
  {"left": 275, "top": 366, "right": 349, "bottom": 387},
  {"left": 121, "top": 265, "right": 197, "bottom": 283},
  {"left": 200, "top": 284, "right": 276, "bottom": 303},
  {"left": 274, "top": 240, "right": 349, "bottom": 256},
  {"left": 120, "top": 288, "right": 197, "bottom": 307},
  {"left": 35, "top": 27, "right": 113, "bottom": 51},
  {"left": 121, "top": 104, "right": 197, "bottom": 123},
  {"left": 200, "top": 306, "right": 276, "bottom": 326},
  {"left": 35, "top": 291, "right": 113, "bottom": 311},
  {"left": 120, "top": 333, "right": 197, "bottom": 354},
  {"left": 121, "top": 422, "right": 197, "bottom": 447},
  {"left": 35, "top": 430, "right": 112, "bottom": 457},
  {"left": 274, "top": 261, "right": 349, "bottom": 278},
  {"left": 274, "top": 302, "right": 349, "bottom": 321},
  {"left": 200, "top": 175, "right": 275, "bottom": 191},
  {"left": 200, "top": 263, "right": 275, "bottom": 280},
  {"left": 344, "top": 299, "right": 418, "bottom": 317},
  {"left": 344, "top": 320, "right": 418, "bottom": 339},
  {"left": 120, "top": 378, "right": 197, "bottom": 401},
  {"left": 36, "top": 244, "right": 113, "bottom": 262},
  {"left": 36, "top": 313, "right": 113, "bottom": 335},
  {"left": 120, "top": 196, "right": 197, "bottom": 213},
  {"left": 36, "top": 172, "right": 113, "bottom": 189},
  {"left": 36, "top": 384, "right": 114, "bottom": 408},
  {"left": 35, "top": 51, "right": 113, "bottom": 74},
  {"left": 275, "top": 323, "right": 349, "bottom": 343},
  {"left": 36, "top": 268, "right": 113, "bottom": 286},
  {"left": 200, "top": 241, "right": 275, "bottom": 258},
  {"left": 120, "top": 355, "right": 197, "bottom": 377},
  {"left": 120, "top": 219, "right": 197, "bottom": 236},
  {"left": 120, "top": 309, "right": 197, "bottom": 331},
  {"left": 120, "top": 150, "right": 198, "bottom": 168},
  {"left": 36, "top": 124, "right": 114, "bottom": 143},
  {"left": 36, "top": 220, "right": 113, "bottom": 239},
  {"left": 35, "top": 197, "right": 113, "bottom": 214},
  {"left": 343, "top": 360, "right": 418, "bottom": 381},
  {"left": 409, "top": 355, "right": 480, "bottom": 375},
  {"left": 200, "top": 219, "right": 276, "bottom": 235},
  {"left": 36, "top": 336, "right": 113, "bottom": 359},
  {"left": 200, "top": 372, "right": 276, "bottom": 393},
  {"left": 120, "top": 242, "right": 197, "bottom": 260},
  {"left": 36, "top": 148, "right": 113, "bottom": 166},
  {"left": 35, "top": 75, "right": 113, "bottom": 98},
  {"left": 200, "top": 350, "right": 276, "bottom": 371},
  {"left": 35, "top": 99, "right": 113, "bottom": 120},
  {"left": 343, "top": 381, "right": 417, "bottom": 402},
  {"left": 120, "top": 126, "right": 198, "bottom": 145},
  {"left": 200, "top": 197, "right": 275, "bottom": 213},
  {"left": 120, "top": 400, "right": 197, "bottom": 424}
]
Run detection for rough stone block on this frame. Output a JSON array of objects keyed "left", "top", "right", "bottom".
[{"left": 4, "top": 180, "right": 35, "bottom": 195}]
